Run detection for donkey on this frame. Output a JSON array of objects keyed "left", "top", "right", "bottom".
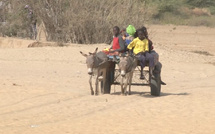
[
  {"left": 118, "top": 54, "right": 137, "bottom": 95},
  {"left": 80, "top": 48, "right": 108, "bottom": 95}
]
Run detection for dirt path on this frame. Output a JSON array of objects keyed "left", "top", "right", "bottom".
[{"left": 0, "top": 25, "right": 215, "bottom": 134}]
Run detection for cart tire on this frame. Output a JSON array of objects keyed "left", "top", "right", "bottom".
[
  {"left": 103, "top": 61, "right": 115, "bottom": 94},
  {"left": 150, "top": 73, "right": 161, "bottom": 96},
  {"left": 104, "top": 70, "right": 111, "bottom": 94}
]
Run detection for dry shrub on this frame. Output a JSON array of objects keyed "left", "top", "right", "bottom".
[
  {"left": 0, "top": 0, "right": 30, "bottom": 37},
  {"left": 26, "top": 0, "right": 148, "bottom": 44},
  {"left": 191, "top": 8, "right": 211, "bottom": 16},
  {"left": 2, "top": 0, "right": 215, "bottom": 42},
  {"left": 188, "top": 16, "right": 215, "bottom": 27},
  {"left": 28, "top": 41, "right": 59, "bottom": 47}
]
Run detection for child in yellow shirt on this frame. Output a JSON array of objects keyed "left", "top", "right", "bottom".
[{"left": 127, "top": 29, "right": 154, "bottom": 79}]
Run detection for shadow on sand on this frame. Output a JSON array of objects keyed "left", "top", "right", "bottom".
[{"left": 111, "top": 91, "right": 190, "bottom": 98}]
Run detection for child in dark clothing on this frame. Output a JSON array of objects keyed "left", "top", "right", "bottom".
[
  {"left": 121, "top": 28, "right": 134, "bottom": 51},
  {"left": 109, "top": 26, "right": 125, "bottom": 55},
  {"left": 127, "top": 29, "right": 154, "bottom": 79},
  {"left": 139, "top": 26, "right": 166, "bottom": 84}
]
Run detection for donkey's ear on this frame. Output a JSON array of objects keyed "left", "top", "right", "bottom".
[
  {"left": 80, "top": 51, "right": 88, "bottom": 57},
  {"left": 94, "top": 47, "right": 98, "bottom": 53},
  {"left": 89, "top": 52, "right": 93, "bottom": 55},
  {"left": 91, "top": 47, "right": 98, "bottom": 55}
]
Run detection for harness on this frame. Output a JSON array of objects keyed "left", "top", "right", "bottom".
[{"left": 94, "top": 55, "right": 108, "bottom": 68}]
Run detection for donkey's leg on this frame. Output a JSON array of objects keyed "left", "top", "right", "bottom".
[
  {"left": 95, "top": 77, "right": 99, "bottom": 95},
  {"left": 95, "top": 70, "right": 100, "bottom": 95},
  {"left": 89, "top": 75, "right": 94, "bottom": 95},
  {"left": 101, "top": 69, "right": 106, "bottom": 94},
  {"left": 120, "top": 76, "right": 124, "bottom": 95},
  {"left": 128, "top": 72, "right": 133, "bottom": 95},
  {"left": 124, "top": 76, "right": 129, "bottom": 96}
]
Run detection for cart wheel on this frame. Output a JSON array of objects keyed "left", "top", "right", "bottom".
[
  {"left": 104, "top": 72, "right": 111, "bottom": 94},
  {"left": 103, "top": 61, "right": 115, "bottom": 94},
  {"left": 150, "top": 73, "right": 161, "bottom": 96}
]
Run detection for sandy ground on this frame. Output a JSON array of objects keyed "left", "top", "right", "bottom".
[{"left": 0, "top": 25, "right": 215, "bottom": 134}]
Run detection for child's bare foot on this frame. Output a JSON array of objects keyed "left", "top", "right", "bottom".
[
  {"left": 150, "top": 67, "right": 155, "bottom": 78},
  {"left": 140, "top": 75, "right": 145, "bottom": 80},
  {"left": 161, "top": 80, "right": 166, "bottom": 85}
]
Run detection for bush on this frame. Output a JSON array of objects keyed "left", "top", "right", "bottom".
[
  {"left": 209, "top": 6, "right": 215, "bottom": 15},
  {"left": 27, "top": 0, "right": 148, "bottom": 44},
  {"left": 188, "top": 16, "right": 215, "bottom": 27},
  {"left": 153, "top": 0, "right": 185, "bottom": 19},
  {"left": 1, "top": 0, "right": 215, "bottom": 43},
  {"left": 0, "top": 0, "right": 148, "bottom": 43},
  {"left": 186, "top": 0, "right": 215, "bottom": 8}
]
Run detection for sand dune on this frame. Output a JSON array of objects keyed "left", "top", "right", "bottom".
[{"left": 0, "top": 25, "right": 215, "bottom": 134}]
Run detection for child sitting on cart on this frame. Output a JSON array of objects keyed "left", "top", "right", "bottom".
[
  {"left": 103, "top": 26, "right": 125, "bottom": 61},
  {"left": 127, "top": 28, "right": 154, "bottom": 79},
  {"left": 139, "top": 26, "right": 166, "bottom": 85},
  {"left": 121, "top": 28, "right": 134, "bottom": 50},
  {"left": 110, "top": 26, "right": 125, "bottom": 54}
]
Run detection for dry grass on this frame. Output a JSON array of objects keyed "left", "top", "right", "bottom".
[
  {"left": 1, "top": 0, "right": 215, "bottom": 44},
  {"left": 187, "top": 16, "right": 215, "bottom": 27},
  {"left": 0, "top": 0, "right": 148, "bottom": 44},
  {"left": 27, "top": 0, "right": 148, "bottom": 44}
]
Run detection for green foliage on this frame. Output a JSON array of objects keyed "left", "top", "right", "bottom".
[
  {"left": 153, "top": 0, "right": 187, "bottom": 19},
  {"left": 186, "top": 0, "right": 215, "bottom": 8},
  {"left": 148, "top": 0, "right": 215, "bottom": 26},
  {"left": 209, "top": 6, "right": 215, "bottom": 15}
]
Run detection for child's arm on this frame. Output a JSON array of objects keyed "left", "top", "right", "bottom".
[
  {"left": 118, "top": 36, "right": 125, "bottom": 51},
  {"left": 144, "top": 40, "right": 149, "bottom": 52},
  {"left": 127, "top": 39, "right": 136, "bottom": 50}
]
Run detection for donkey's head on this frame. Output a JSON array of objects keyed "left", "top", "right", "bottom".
[
  {"left": 80, "top": 48, "right": 98, "bottom": 75},
  {"left": 118, "top": 54, "right": 130, "bottom": 77}
]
